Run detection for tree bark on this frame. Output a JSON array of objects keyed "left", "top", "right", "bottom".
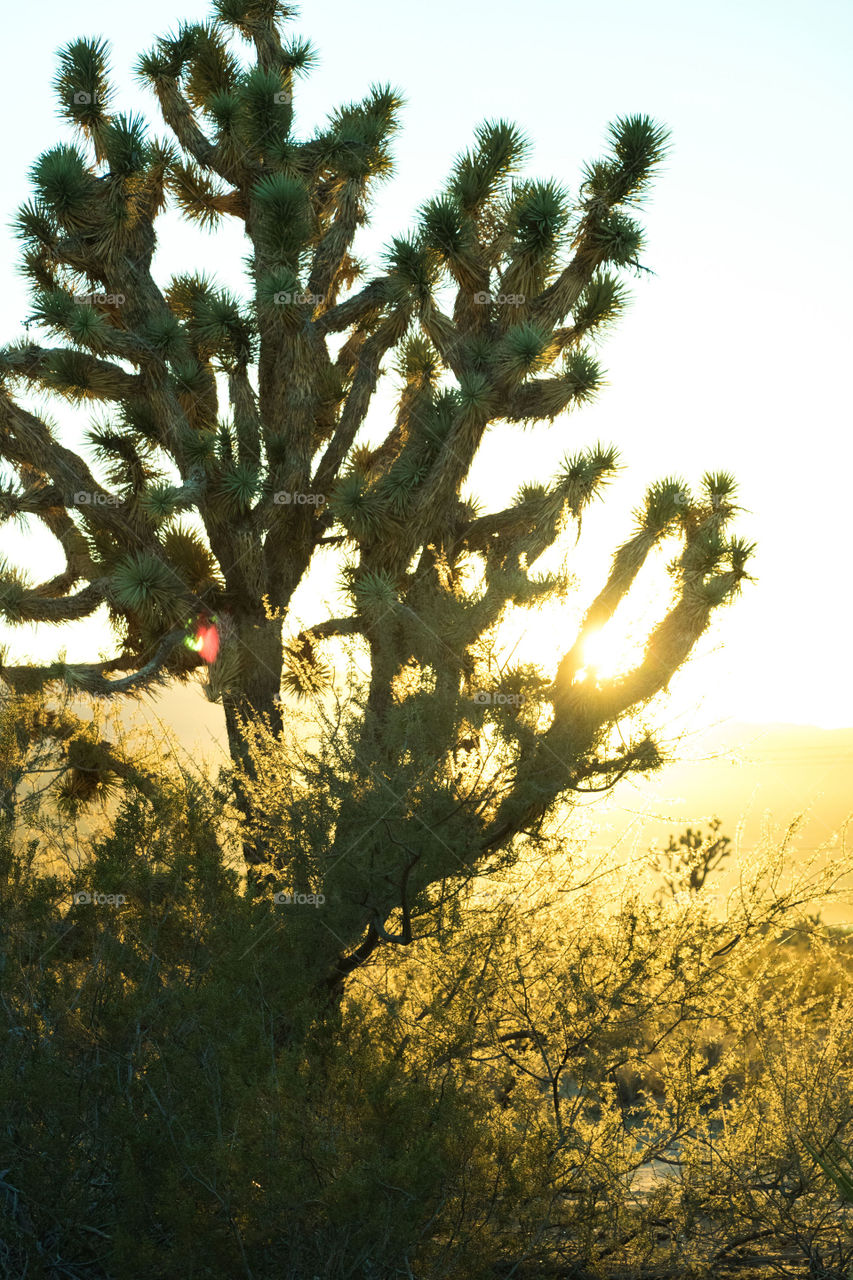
[{"left": 221, "top": 609, "right": 284, "bottom": 874}]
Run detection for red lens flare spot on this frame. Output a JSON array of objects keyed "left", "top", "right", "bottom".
[
  {"left": 196, "top": 622, "right": 220, "bottom": 664},
  {"left": 185, "top": 618, "right": 220, "bottom": 663}
]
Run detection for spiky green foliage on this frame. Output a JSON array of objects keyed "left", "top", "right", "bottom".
[
  {"left": 497, "top": 322, "right": 554, "bottom": 384},
  {"left": 281, "top": 631, "right": 333, "bottom": 698},
  {"left": 450, "top": 119, "right": 530, "bottom": 212},
  {"left": 30, "top": 145, "right": 95, "bottom": 223},
  {"left": 161, "top": 522, "right": 223, "bottom": 593},
  {"left": 217, "top": 462, "right": 260, "bottom": 512},
  {"left": 100, "top": 112, "right": 150, "bottom": 176},
  {"left": 593, "top": 209, "right": 645, "bottom": 267},
  {"left": 351, "top": 567, "right": 399, "bottom": 617},
  {"left": 109, "top": 551, "right": 185, "bottom": 623},
  {"left": 168, "top": 157, "right": 229, "bottom": 228},
  {"left": 383, "top": 235, "right": 440, "bottom": 305},
  {"left": 138, "top": 483, "right": 191, "bottom": 521},
  {"left": 0, "top": 559, "right": 31, "bottom": 623},
  {"left": 642, "top": 476, "right": 689, "bottom": 535},
  {"left": 251, "top": 173, "right": 313, "bottom": 261},
  {"left": 331, "top": 471, "right": 392, "bottom": 540},
  {"left": 570, "top": 271, "right": 629, "bottom": 338},
  {"left": 191, "top": 289, "right": 256, "bottom": 366},
  {"left": 556, "top": 443, "right": 620, "bottom": 512},
  {"left": 53, "top": 37, "right": 114, "bottom": 134}
]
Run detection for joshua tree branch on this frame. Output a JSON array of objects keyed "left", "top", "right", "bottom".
[
  {"left": 0, "top": 627, "right": 193, "bottom": 698},
  {"left": 1, "top": 344, "right": 142, "bottom": 401},
  {"left": 3, "top": 581, "right": 109, "bottom": 625}
]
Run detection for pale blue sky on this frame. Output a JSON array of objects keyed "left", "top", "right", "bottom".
[{"left": 0, "top": 0, "right": 851, "bottom": 726}]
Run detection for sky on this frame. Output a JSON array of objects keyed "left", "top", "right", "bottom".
[{"left": 0, "top": 0, "right": 851, "bottom": 729}]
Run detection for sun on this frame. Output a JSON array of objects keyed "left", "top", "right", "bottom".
[
  {"left": 494, "top": 599, "right": 648, "bottom": 681},
  {"left": 578, "top": 626, "right": 633, "bottom": 682},
  {"left": 487, "top": 543, "right": 738, "bottom": 731},
  {"left": 480, "top": 543, "right": 749, "bottom": 736}
]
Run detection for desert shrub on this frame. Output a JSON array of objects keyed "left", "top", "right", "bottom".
[{"left": 1, "top": 690, "right": 853, "bottom": 1279}]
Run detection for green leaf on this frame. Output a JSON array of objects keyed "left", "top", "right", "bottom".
[
  {"left": 14, "top": 200, "right": 57, "bottom": 248},
  {"left": 191, "top": 291, "right": 256, "bottom": 365},
  {"left": 110, "top": 552, "right": 183, "bottom": 622},
  {"left": 497, "top": 323, "right": 553, "bottom": 384},
  {"left": 211, "top": 0, "right": 296, "bottom": 35},
  {"left": 607, "top": 114, "right": 671, "bottom": 204},
  {"left": 394, "top": 334, "right": 440, "bottom": 386},
  {"left": 139, "top": 484, "right": 191, "bottom": 522},
  {"left": 141, "top": 313, "right": 186, "bottom": 358},
  {"left": 457, "top": 371, "right": 493, "bottom": 415},
  {"left": 592, "top": 211, "right": 644, "bottom": 267},
  {"left": 383, "top": 236, "right": 440, "bottom": 305},
  {"left": 183, "top": 22, "right": 242, "bottom": 107},
  {"left": 53, "top": 37, "right": 114, "bottom": 129},
  {"left": 161, "top": 523, "right": 222, "bottom": 593},
  {"left": 30, "top": 146, "right": 94, "bottom": 221},
  {"left": 702, "top": 470, "right": 738, "bottom": 508},
  {"left": 412, "top": 390, "right": 458, "bottom": 447},
  {"left": 37, "top": 350, "right": 125, "bottom": 402},
  {"left": 510, "top": 180, "right": 570, "bottom": 255},
  {"left": 0, "top": 559, "right": 30, "bottom": 623},
  {"left": 420, "top": 196, "right": 471, "bottom": 260},
  {"left": 237, "top": 66, "right": 294, "bottom": 151},
  {"left": 640, "top": 477, "right": 689, "bottom": 535},
  {"left": 556, "top": 443, "right": 620, "bottom": 513},
  {"left": 218, "top": 463, "right": 260, "bottom": 513},
  {"left": 571, "top": 272, "right": 629, "bottom": 338},
  {"left": 251, "top": 173, "right": 313, "bottom": 261},
  {"left": 166, "top": 272, "right": 219, "bottom": 320},
  {"left": 171, "top": 359, "right": 211, "bottom": 401},
  {"left": 377, "top": 455, "right": 429, "bottom": 515},
  {"left": 330, "top": 472, "right": 390, "bottom": 541},
  {"left": 450, "top": 119, "right": 530, "bottom": 212},
  {"left": 181, "top": 427, "right": 218, "bottom": 468},
  {"left": 562, "top": 348, "right": 603, "bottom": 402},
  {"left": 351, "top": 568, "right": 398, "bottom": 617},
  {"left": 101, "top": 113, "right": 150, "bottom": 177}
]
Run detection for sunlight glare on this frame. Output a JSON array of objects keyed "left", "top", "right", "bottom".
[{"left": 582, "top": 626, "right": 631, "bottom": 681}]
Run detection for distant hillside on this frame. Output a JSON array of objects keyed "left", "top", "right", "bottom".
[
  {"left": 126, "top": 682, "right": 853, "bottom": 914},
  {"left": 590, "top": 720, "right": 853, "bottom": 860}
]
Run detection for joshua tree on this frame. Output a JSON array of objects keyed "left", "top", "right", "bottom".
[
  {"left": 652, "top": 817, "right": 733, "bottom": 899},
  {"left": 0, "top": 1, "right": 752, "bottom": 982}
]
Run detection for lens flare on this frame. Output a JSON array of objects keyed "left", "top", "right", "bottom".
[{"left": 185, "top": 617, "right": 220, "bottom": 664}]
